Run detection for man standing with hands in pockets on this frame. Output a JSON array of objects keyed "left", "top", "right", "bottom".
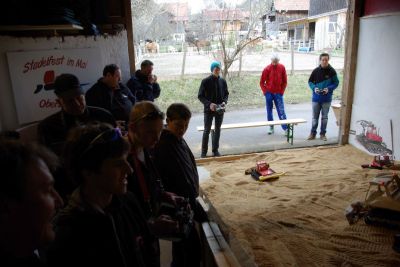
[{"left": 259, "top": 54, "right": 288, "bottom": 136}]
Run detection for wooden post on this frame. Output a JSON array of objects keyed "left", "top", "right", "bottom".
[
  {"left": 291, "top": 39, "right": 294, "bottom": 75},
  {"left": 181, "top": 43, "right": 187, "bottom": 80},
  {"left": 238, "top": 50, "right": 242, "bottom": 77},
  {"left": 124, "top": 0, "right": 136, "bottom": 75},
  {"left": 339, "top": 0, "right": 362, "bottom": 145}
]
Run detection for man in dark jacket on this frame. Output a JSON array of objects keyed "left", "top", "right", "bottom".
[
  {"left": 38, "top": 73, "right": 116, "bottom": 156},
  {"left": 37, "top": 73, "right": 115, "bottom": 200},
  {"left": 126, "top": 60, "right": 161, "bottom": 102},
  {"left": 154, "top": 103, "right": 205, "bottom": 267},
  {"left": 86, "top": 64, "right": 136, "bottom": 123},
  {"left": 198, "top": 61, "right": 229, "bottom": 158},
  {"left": 307, "top": 53, "right": 339, "bottom": 141}
]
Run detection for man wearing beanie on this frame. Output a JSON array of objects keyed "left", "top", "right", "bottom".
[{"left": 198, "top": 61, "right": 229, "bottom": 158}]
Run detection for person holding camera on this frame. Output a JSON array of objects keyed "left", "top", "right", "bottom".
[
  {"left": 127, "top": 102, "right": 193, "bottom": 262},
  {"left": 259, "top": 54, "right": 288, "bottom": 135},
  {"left": 198, "top": 61, "right": 229, "bottom": 158},
  {"left": 154, "top": 103, "right": 206, "bottom": 267},
  {"left": 307, "top": 53, "right": 339, "bottom": 141},
  {"left": 126, "top": 60, "right": 161, "bottom": 102}
]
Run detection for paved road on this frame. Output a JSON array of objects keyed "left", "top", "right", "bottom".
[
  {"left": 144, "top": 51, "right": 344, "bottom": 77},
  {"left": 185, "top": 101, "right": 341, "bottom": 158}
]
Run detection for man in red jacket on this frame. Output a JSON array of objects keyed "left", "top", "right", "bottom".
[{"left": 259, "top": 54, "right": 288, "bottom": 135}]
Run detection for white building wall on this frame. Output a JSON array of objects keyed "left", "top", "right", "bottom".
[
  {"left": 0, "top": 31, "right": 131, "bottom": 131},
  {"left": 349, "top": 14, "right": 400, "bottom": 159},
  {"left": 314, "top": 17, "right": 329, "bottom": 51},
  {"left": 314, "top": 12, "right": 346, "bottom": 51}
]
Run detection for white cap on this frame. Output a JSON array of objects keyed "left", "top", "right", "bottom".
[{"left": 271, "top": 54, "right": 280, "bottom": 61}]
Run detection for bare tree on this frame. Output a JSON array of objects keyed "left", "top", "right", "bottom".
[
  {"left": 131, "top": 0, "right": 173, "bottom": 43},
  {"left": 210, "top": 0, "right": 272, "bottom": 78},
  {"left": 335, "top": 23, "right": 346, "bottom": 49}
]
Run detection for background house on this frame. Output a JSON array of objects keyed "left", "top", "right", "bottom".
[
  {"left": 262, "top": 0, "right": 309, "bottom": 38},
  {"left": 163, "top": 2, "right": 189, "bottom": 42},
  {"left": 284, "top": 0, "right": 348, "bottom": 51},
  {"left": 202, "top": 8, "right": 250, "bottom": 40},
  {"left": 308, "top": 0, "right": 347, "bottom": 51}
]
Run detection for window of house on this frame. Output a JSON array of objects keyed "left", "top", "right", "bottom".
[{"left": 329, "top": 14, "right": 338, "bottom": 33}]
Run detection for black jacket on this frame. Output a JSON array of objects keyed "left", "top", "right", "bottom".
[
  {"left": 0, "top": 252, "right": 42, "bottom": 267},
  {"left": 126, "top": 70, "right": 161, "bottom": 102},
  {"left": 37, "top": 106, "right": 115, "bottom": 156},
  {"left": 154, "top": 130, "right": 199, "bottom": 209},
  {"left": 127, "top": 149, "right": 164, "bottom": 219},
  {"left": 46, "top": 189, "right": 159, "bottom": 267},
  {"left": 198, "top": 75, "right": 229, "bottom": 113},
  {"left": 85, "top": 79, "right": 136, "bottom": 122}
]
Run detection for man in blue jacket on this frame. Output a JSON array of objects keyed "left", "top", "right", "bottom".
[
  {"left": 198, "top": 61, "right": 229, "bottom": 157},
  {"left": 126, "top": 60, "right": 161, "bottom": 102},
  {"left": 307, "top": 53, "right": 339, "bottom": 141}
]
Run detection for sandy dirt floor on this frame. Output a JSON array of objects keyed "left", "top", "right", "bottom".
[{"left": 199, "top": 145, "right": 400, "bottom": 267}]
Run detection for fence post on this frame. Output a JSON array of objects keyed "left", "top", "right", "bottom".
[
  {"left": 238, "top": 51, "right": 242, "bottom": 77},
  {"left": 291, "top": 40, "right": 294, "bottom": 75},
  {"left": 181, "top": 43, "right": 187, "bottom": 80}
]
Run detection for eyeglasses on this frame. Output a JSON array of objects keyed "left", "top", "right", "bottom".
[
  {"left": 131, "top": 110, "right": 164, "bottom": 125},
  {"left": 80, "top": 128, "right": 122, "bottom": 157}
]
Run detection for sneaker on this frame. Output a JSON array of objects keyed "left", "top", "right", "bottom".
[
  {"left": 268, "top": 126, "right": 274, "bottom": 135},
  {"left": 320, "top": 134, "right": 327, "bottom": 141},
  {"left": 200, "top": 153, "right": 207, "bottom": 158},
  {"left": 307, "top": 134, "right": 316, "bottom": 140},
  {"left": 212, "top": 151, "right": 221, "bottom": 157}
]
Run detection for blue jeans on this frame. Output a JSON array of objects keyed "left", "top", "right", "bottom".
[
  {"left": 265, "top": 92, "right": 287, "bottom": 130},
  {"left": 311, "top": 101, "right": 331, "bottom": 135}
]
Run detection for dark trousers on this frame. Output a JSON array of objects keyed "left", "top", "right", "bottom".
[
  {"left": 171, "top": 225, "right": 201, "bottom": 267},
  {"left": 201, "top": 112, "right": 224, "bottom": 154}
]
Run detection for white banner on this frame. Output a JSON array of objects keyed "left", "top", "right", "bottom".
[{"left": 7, "top": 48, "right": 102, "bottom": 124}]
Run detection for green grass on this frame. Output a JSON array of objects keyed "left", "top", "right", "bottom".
[{"left": 155, "top": 73, "right": 343, "bottom": 113}]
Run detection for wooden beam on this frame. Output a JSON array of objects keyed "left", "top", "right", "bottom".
[
  {"left": 123, "top": 0, "right": 136, "bottom": 75},
  {"left": 339, "top": 0, "right": 363, "bottom": 145}
]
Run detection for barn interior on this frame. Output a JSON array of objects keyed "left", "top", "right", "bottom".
[{"left": 1, "top": 0, "right": 400, "bottom": 266}]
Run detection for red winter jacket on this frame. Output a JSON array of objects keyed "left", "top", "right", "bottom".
[{"left": 259, "top": 63, "right": 287, "bottom": 95}]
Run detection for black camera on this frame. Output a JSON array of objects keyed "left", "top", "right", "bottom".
[
  {"left": 215, "top": 103, "right": 225, "bottom": 115},
  {"left": 158, "top": 198, "right": 194, "bottom": 241}
]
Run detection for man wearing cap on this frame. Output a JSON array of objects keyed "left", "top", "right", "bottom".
[
  {"left": 198, "top": 61, "right": 229, "bottom": 158},
  {"left": 259, "top": 54, "right": 288, "bottom": 135},
  {"left": 86, "top": 64, "right": 136, "bottom": 123},
  {"left": 38, "top": 73, "right": 116, "bottom": 156}
]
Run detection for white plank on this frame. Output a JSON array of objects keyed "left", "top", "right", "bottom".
[
  {"left": 196, "top": 118, "right": 307, "bottom": 131},
  {"left": 0, "top": 24, "right": 83, "bottom": 31}
]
